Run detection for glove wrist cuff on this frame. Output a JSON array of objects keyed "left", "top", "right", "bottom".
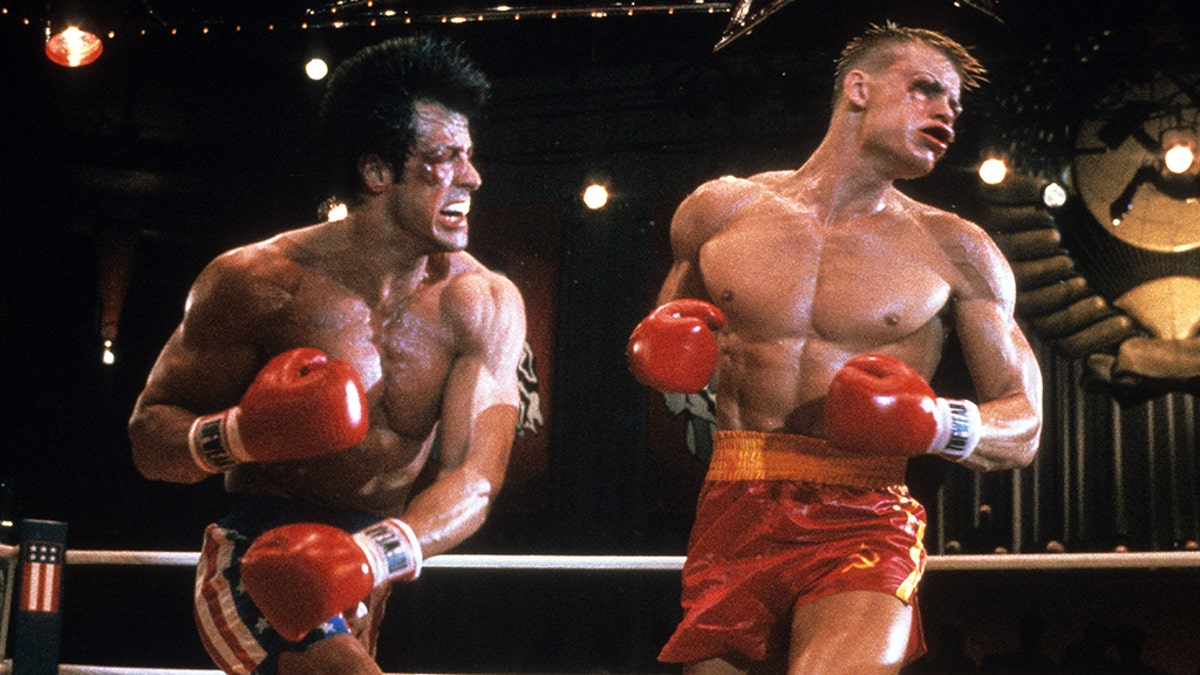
[
  {"left": 188, "top": 410, "right": 247, "bottom": 474},
  {"left": 929, "top": 398, "right": 981, "bottom": 462},
  {"left": 355, "top": 518, "right": 423, "bottom": 586}
]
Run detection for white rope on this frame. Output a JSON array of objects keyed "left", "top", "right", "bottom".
[
  {"left": 64, "top": 550, "right": 684, "bottom": 570},
  {"left": 57, "top": 662, "right": 220, "bottom": 667},
  {"left": 3, "top": 657, "right": 447, "bottom": 674},
  {"left": 928, "top": 551, "right": 1200, "bottom": 571},
  {"left": 0, "top": 658, "right": 436, "bottom": 674},
  {"left": 63, "top": 549, "right": 1200, "bottom": 570},
  {"left": 5, "top": 551, "right": 1194, "bottom": 675}
]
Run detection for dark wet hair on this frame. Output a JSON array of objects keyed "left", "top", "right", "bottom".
[{"left": 318, "top": 34, "right": 490, "bottom": 204}]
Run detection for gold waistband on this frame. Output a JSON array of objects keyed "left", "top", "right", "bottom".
[{"left": 705, "top": 430, "right": 908, "bottom": 489}]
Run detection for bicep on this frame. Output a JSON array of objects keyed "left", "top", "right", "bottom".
[
  {"left": 128, "top": 274, "right": 264, "bottom": 481},
  {"left": 657, "top": 259, "right": 709, "bottom": 305},
  {"left": 130, "top": 252, "right": 281, "bottom": 443},
  {"left": 135, "top": 324, "right": 259, "bottom": 415},
  {"left": 138, "top": 261, "right": 268, "bottom": 413},
  {"left": 436, "top": 277, "right": 527, "bottom": 476},
  {"left": 950, "top": 227, "right": 1041, "bottom": 405},
  {"left": 955, "top": 297, "right": 1041, "bottom": 407},
  {"left": 657, "top": 186, "right": 728, "bottom": 305}
]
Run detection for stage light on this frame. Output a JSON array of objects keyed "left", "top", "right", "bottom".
[
  {"left": 319, "top": 197, "right": 348, "bottom": 222},
  {"left": 1160, "top": 127, "right": 1197, "bottom": 175},
  {"left": 305, "top": 57, "right": 329, "bottom": 80},
  {"left": 45, "top": 23, "right": 103, "bottom": 67},
  {"left": 1042, "top": 182, "right": 1068, "bottom": 208},
  {"left": 1164, "top": 143, "right": 1194, "bottom": 174},
  {"left": 327, "top": 202, "right": 348, "bottom": 221},
  {"left": 582, "top": 183, "right": 609, "bottom": 210},
  {"left": 978, "top": 158, "right": 1007, "bottom": 185},
  {"left": 44, "top": 0, "right": 104, "bottom": 67}
]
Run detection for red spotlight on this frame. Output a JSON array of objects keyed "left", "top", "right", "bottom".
[{"left": 45, "top": 24, "right": 103, "bottom": 67}]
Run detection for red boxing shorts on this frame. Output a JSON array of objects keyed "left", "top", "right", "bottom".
[{"left": 659, "top": 430, "right": 927, "bottom": 666}]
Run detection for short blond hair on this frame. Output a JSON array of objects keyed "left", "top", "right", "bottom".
[{"left": 833, "top": 22, "right": 987, "bottom": 106}]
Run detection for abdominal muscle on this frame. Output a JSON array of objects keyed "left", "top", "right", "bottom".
[
  {"left": 225, "top": 425, "right": 435, "bottom": 518},
  {"left": 714, "top": 318, "right": 947, "bottom": 437}
]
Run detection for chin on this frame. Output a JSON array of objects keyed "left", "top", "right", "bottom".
[
  {"left": 898, "top": 154, "right": 938, "bottom": 179},
  {"left": 438, "top": 232, "right": 469, "bottom": 252}
]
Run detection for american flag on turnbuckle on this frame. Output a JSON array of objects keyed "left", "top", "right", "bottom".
[{"left": 20, "top": 540, "right": 63, "bottom": 613}]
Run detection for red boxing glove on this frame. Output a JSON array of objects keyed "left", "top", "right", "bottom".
[
  {"left": 627, "top": 299, "right": 726, "bottom": 394},
  {"left": 188, "top": 348, "right": 369, "bottom": 473},
  {"left": 241, "top": 518, "right": 422, "bottom": 642},
  {"left": 824, "top": 353, "right": 981, "bottom": 461}
]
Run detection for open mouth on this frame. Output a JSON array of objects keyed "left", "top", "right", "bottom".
[
  {"left": 919, "top": 125, "right": 954, "bottom": 150},
  {"left": 439, "top": 200, "right": 470, "bottom": 227}
]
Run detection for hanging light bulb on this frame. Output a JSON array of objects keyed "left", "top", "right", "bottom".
[{"left": 45, "top": 23, "right": 103, "bottom": 67}]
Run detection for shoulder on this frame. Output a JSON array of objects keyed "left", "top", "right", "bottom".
[
  {"left": 680, "top": 174, "right": 775, "bottom": 215},
  {"left": 439, "top": 253, "right": 526, "bottom": 340},
  {"left": 184, "top": 235, "right": 305, "bottom": 333},
  {"left": 906, "top": 199, "right": 1016, "bottom": 307},
  {"left": 672, "top": 174, "right": 775, "bottom": 249}
]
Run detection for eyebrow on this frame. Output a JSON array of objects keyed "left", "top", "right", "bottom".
[
  {"left": 416, "top": 143, "right": 473, "bottom": 162},
  {"left": 913, "top": 74, "right": 962, "bottom": 115}
]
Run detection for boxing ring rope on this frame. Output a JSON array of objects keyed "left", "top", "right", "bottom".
[
  {"left": 4, "top": 540, "right": 1200, "bottom": 675},
  {"left": 59, "top": 548, "right": 1200, "bottom": 570}
]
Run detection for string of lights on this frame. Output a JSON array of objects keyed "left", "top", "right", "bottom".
[{"left": 2, "top": 2, "right": 733, "bottom": 42}]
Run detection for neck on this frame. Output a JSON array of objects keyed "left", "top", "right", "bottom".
[
  {"left": 795, "top": 129, "right": 895, "bottom": 224},
  {"left": 340, "top": 198, "right": 436, "bottom": 273}
]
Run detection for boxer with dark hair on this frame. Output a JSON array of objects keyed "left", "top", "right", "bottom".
[
  {"left": 630, "top": 23, "right": 1042, "bottom": 674},
  {"left": 129, "top": 35, "right": 526, "bottom": 674}
]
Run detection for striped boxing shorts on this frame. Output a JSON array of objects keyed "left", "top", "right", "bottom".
[
  {"left": 193, "top": 494, "right": 391, "bottom": 674},
  {"left": 659, "top": 430, "right": 927, "bottom": 665}
]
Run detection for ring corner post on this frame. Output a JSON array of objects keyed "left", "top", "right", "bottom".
[{"left": 11, "top": 519, "right": 68, "bottom": 675}]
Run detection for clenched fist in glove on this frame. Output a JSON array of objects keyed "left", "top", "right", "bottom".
[
  {"left": 824, "top": 353, "right": 981, "bottom": 461},
  {"left": 188, "top": 347, "right": 369, "bottom": 473},
  {"left": 241, "top": 518, "right": 422, "bottom": 642},
  {"left": 627, "top": 299, "right": 726, "bottom": 394}
]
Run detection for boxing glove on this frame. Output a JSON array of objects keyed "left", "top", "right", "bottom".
[
  {"left": 824, "top": 353, "right": 980, "bottom": 461},
  {"left": 628, "top": 299, "right": 726, "bottom": 394},
  {"left": 188, "top": 348, "right": 368, "bottom": 473},
  {"left": 241, "top": 518, "right": 422, "bottom": 642}
]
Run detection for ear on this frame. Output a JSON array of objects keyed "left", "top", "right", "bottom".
[
  {"left": 843, "top": 70, "right": 870, "bottom": 109},
  {"left": 358, "top": 154, "right": 394, "bottom": 194}
]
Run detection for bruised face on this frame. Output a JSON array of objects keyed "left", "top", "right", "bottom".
[
  {"left": 390, "top": 99, "right": 482, "bottom": 252},
  {"left": 858, "top": 44, "right": 963, "bottom": 179}
]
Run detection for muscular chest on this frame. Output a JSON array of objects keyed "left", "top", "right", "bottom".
[
  {"left": 271, "top": 278, "right": 453, "bottom": 436},
  {"left": 701, "top": 211, "right": 952, "bottom": 345}
]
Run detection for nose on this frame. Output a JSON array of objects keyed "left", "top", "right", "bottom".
[
  {"left": 458, "top": 157, "right": 482, "bottom": 190},
  {"left": 932, "top": 96, "right": 959, "bottom": 125}
]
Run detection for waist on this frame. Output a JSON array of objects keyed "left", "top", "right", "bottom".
[
  {"left": 706, "top": 430, "right": 908, "bottom": 489},
  {"left": 219, "top": 492, "right": 384, "bottom": 537}
]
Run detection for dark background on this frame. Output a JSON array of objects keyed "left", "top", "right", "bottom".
[{"left": 3, "top": 1, "right": 1200, "bottom": 672}]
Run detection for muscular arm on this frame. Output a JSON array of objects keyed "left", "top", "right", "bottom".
[
  {"left": 128, "top": 248, "right": 280, "bottom": 483},
  {"left": 947, "top": 223, "right": 1043, "bottom": 471},
  {"left": 401, "top": 271, "right": 526, "bottom": 558},
  {"left": 656, "top": 177, "right": 757, "bottom": 306}
]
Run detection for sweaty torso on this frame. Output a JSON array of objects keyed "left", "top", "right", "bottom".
[
  {"left": 224, "top": 235, "right": 475, "bottom": 517},
  {"left": 694, "top": 175, "right": 955, "bottom": 435}
]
